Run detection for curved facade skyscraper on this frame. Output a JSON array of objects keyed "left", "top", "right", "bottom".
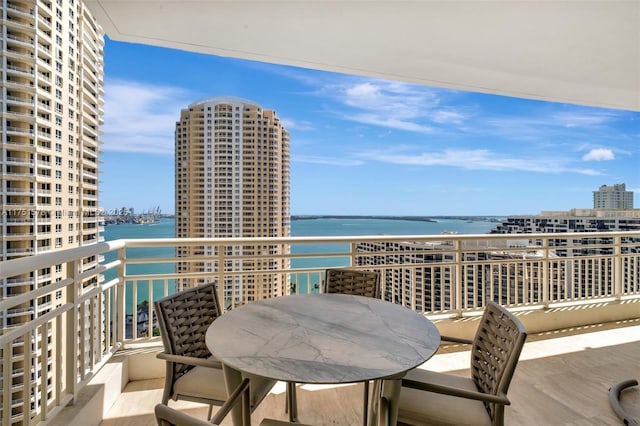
[{"left": 175, "top": 97, "right": 290, "bottom": 304}]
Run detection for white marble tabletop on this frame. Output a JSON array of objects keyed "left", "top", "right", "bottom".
[{"left": 205, "top": 293, "right": 440, "bottom": 384}]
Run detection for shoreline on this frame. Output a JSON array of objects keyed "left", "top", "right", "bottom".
[{"left": 291, "top": 215, "right": 503, "bottom": 223}]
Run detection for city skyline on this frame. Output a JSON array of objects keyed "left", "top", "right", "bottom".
[{"left": 100, "top": 39, "right": 639, "bottom": 216}]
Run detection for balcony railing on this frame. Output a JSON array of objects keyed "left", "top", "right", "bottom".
[{"left": 1, "top": 231, "right": 639, "bottom": 424}]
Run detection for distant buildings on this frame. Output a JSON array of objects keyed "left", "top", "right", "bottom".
[
  {"left": 356, "top": 239, "right": 542, "bottom": 312},
  {"left": 174, "top": 97, "right": 290, "bottom": 302},
  {"left": 103, "top": 206, "right": 162, "bottom": 224},
  {"left": 593, "top": 183, "right": 634, "bottom": 209},
  {"left": 357, "top": 184, "right": 639, "bottom": 312},
  {"left": 492, "top": 183, "right": 637, "bottom": 234},
  {"left": 1, "top": 1, "right": 105, "bottom": 423},
  {"left": 491, "top": 208, "right": 640, "bottom": 234}
]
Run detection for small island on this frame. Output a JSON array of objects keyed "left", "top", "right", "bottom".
[{"left": 291, "top": 215, "right": 502, "bottom": 223}]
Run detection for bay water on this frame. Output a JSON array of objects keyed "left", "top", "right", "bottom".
[{"left": 104, "top": 217, "right": 501, "bottom": 312}]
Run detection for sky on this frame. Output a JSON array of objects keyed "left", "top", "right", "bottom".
[{"left": 100, "top": 39, "right": 639, "bottom": 217}]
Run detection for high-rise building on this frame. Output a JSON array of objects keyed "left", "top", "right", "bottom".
[
  {"left": 1, "top": 0, "right": 104, "bottom": 423},
  {"left": 593, "top": 183, "right": 634, "bottom": 209},
  {"left": 491, "top": 208, "right": 640, "bottom": 234},
  {"left": 175, "top": 97, "right": 290, "bottom": 303}
]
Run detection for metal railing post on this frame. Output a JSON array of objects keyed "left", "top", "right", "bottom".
[
  {"left": 613, "top": 235, "right": 623, "bottom": 299},
  {"left": 116, "top": 247, "right": 126, "bottom": 343},
  {"left": 541, "top": 236, "right": 550, "bottom": 308},
  {"left": 454, "top": 239, "right": 462, "bottom": 315},
  {"left": 65, "top": 258, "right": 80, "bottom": 403}
]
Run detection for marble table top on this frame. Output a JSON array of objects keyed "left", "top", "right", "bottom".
[{"left": 205, "top": 294, "right": 440, "bottom": 384}]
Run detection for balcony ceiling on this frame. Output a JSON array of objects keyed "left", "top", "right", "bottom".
[{"left": 86, "top": 1, "right": 640, "bottom": 112}]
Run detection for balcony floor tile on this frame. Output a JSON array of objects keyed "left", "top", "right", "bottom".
[{"left": 103, "top": 320, "right": 640, "bottom": 425}]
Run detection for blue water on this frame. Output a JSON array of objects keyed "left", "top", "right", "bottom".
[
  {"left": 102, "top": 218, "right": 177, "bottom": 313},
  {"left": 103, "top": 217, "right": 501, "bottom": 311}
]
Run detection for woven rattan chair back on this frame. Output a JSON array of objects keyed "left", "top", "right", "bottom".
[
  {"left": 155, "top": 282, "right": 222, "bottom": 382},
  {"left": 324, "top": 268, "right": 381, "bottom": 299},
  {"left": 470, "top": 300, "right": 527, "bottom": 422}
]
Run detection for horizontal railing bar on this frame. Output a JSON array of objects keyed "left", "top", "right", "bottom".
[
  {"left": 0, "top": 303, "right": 73, "bottom": 346},
  {"left": 1, "top": 240, "right": 125, "bottom": 279},
  {"left": 0, "top": 277, "right": 73, "bottom": 311}
]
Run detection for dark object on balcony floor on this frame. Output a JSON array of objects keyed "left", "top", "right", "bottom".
[{"left": 609, "top": 379, "right": 640, "bottom": 426}]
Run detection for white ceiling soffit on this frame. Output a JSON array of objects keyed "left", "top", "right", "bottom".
[{"left": 86, "top": 1, "right": 640, "bottom": 112}]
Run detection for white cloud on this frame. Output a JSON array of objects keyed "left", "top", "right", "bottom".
[
  {"left": 582, "top": 148, "right": 615, "bottom": 161},
  {"left": 431, "top": 109, "right": 467, "bottom": 125},
  {"left": 293, "top": 154, "right": 364, "bottom": 166},
  {"left": 360, "top": 147, "right": 603, "bottom": 175},
  {"left": 317, "top": 78, "right": 469, "bottom": 133},
  {"left": 281, "top": 118, "right": 314, "bottom": 131},
  {"left": 553, "top": 110, "right": 620, "bottom": 128},
  {"left": 344, "top": 113, "right": 433, "bottom": 133},
  {"left": 102, "top": 79, "right": 194, "bottom": 155}
]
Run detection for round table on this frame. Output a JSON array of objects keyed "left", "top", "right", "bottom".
[
  {"left": 206, "top": 294, "right": 440, "bottom": 425},
  {"left": 206, "top": 293, "right": 440, "bottom": 384}
]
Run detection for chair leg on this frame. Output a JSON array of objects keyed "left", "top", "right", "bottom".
[
  {"left": 363, "top": 381, "right": 369, "bottom": 426},
  {"left": 207, "top": 403, "right": 213, "bottom": 421},
  {"left": 286, "top": 381, "right": 298, "bottom": 422}
]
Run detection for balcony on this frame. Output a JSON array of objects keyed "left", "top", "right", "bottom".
[{"left": 0, "top": 232, "right": 638, "bottom": 425}]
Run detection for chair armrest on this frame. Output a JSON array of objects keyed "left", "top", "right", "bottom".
[
  {"left": 439, "top": 335, "right": 473, "bottom": 345},
  {"left": 210, "top": 378, "right": 251, "bottom": 425},
  {"left": 156, "top": 352, "right": 223, "bottom": 369},
  {"left": 401, "top": 378, "right": 511, "bottom": 405}
]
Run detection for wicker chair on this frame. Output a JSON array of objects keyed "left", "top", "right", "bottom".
[
  {"left": 155, "top": 283, "right": 276, "bottom": 420},
  {"left": 310, "top": 268, "right": 381, "bottom": 425},
  {"left": 323, "top": 268, "right": 381, "bottom": 298},
  {"left": 388, "top": 301, "right": 527, "bottom": 426},
  {"left": 155, "top": 378, "right": 251, "bottom": 426}
]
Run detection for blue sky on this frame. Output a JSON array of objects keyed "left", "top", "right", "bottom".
[{"left": 100, "top": 40, "right": 639, "bottom": 216}]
